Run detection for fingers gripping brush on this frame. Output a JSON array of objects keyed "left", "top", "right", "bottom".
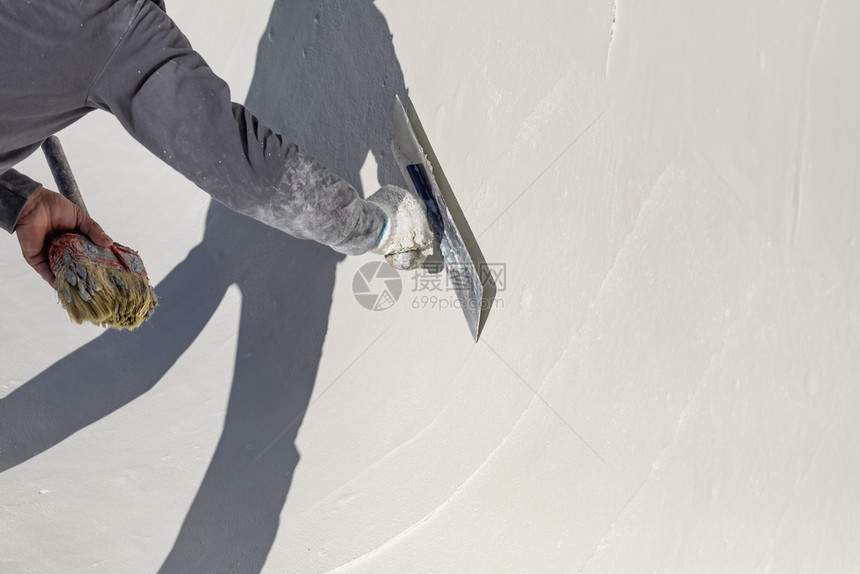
[{"left": 41, "top": 136, "right": 157, "bottom": 329}]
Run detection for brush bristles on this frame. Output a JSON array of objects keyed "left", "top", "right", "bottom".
[{"left": 53, "top": 259, "right": 157, "bottom": 330}]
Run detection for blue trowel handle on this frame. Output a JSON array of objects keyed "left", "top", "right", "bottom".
[{"left": 406, "top": 164, "right": 444, "bottom": 238}]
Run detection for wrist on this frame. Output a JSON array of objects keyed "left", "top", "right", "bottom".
[
  {"left": 372, "top": 214, "right": 389, "bottom": 249},
  {"left": 0, "top": 173, "right": 43, "bottom": 233},
  {"left": 13, "top": 187, "right": 51, "bottom": 230}
]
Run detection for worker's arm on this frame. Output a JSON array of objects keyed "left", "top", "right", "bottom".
[
  {"left": 86, "top": 1, "right": 385, "bottom": 256},
  {"left": 84, "top": 1, "right": 432, "bottom": 269}
]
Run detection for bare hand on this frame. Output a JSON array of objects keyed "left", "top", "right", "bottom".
[{"left": 14, "top": 187, "right": 113, "bottom": 284}]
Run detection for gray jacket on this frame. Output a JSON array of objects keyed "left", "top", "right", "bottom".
[{"left": 0, "top": 0, "right": 382, "bottom": 254}]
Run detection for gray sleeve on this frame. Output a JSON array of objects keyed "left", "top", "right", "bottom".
[
  {"left": 0, "top": 169, "right": 41, "bottom": 233},
  {"left": 86, "top": 1, "right": 383, "bottom": 255}
]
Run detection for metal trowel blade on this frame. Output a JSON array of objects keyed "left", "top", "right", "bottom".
[{"left": 391, "top": 95, "right": 483, "bottom": 341}]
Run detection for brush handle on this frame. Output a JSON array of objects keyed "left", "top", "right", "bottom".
[{"left": 41, "top": 135, "right": 89, "bottom": 215}]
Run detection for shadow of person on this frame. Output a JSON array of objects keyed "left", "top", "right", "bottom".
[{"left": 0, "top": 1, "right": 406, "bottom": 572}]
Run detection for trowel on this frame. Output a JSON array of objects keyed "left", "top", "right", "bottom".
[{"left": 391, "top": 96, "right": 483, "bottom": 341}]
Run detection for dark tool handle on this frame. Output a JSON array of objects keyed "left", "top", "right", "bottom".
[
  {"left": 41, "top": 136, "right": 89, "bottom": 215},
  {"left": 406, "top": 164, "right": 444, "bottom": 238}
]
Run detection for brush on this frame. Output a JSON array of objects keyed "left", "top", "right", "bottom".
[{"left": 41, "top": 136, "right": 157, "bottom": 329}]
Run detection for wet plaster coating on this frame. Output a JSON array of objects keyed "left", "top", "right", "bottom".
[{"left": 2, "top": 1, "right": 859, "bottom": 572}]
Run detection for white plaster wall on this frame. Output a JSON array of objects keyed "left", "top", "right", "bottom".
[{"left": 2, "top": 1, "right": 859, "bottom": 572}]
